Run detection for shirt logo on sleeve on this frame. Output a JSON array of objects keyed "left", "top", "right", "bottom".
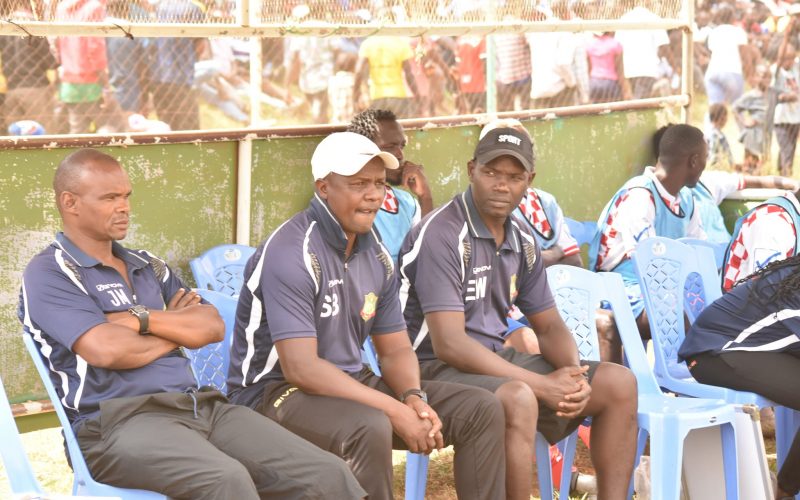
[{"left": 361, "top": 292, "right": 378, "bottom": 321}]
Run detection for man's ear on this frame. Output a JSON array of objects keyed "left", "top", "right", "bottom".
[
  {"left": 467, "top": 159, "right": 476, "bottom": 179},
  {"left": 528, "top": 171, "right": 536, "bottom": 186},
  {"left": 315, "top": 178, "right": 328, "bottom": 200},
  {"left": 60, "top": 192, "right": 78, "bottom": 213}
]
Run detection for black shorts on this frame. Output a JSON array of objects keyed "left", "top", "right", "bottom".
[{"left": 420, "top": 348, "right": 599, "bottom": 444}]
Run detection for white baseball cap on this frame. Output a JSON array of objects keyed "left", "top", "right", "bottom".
[{"left": 311, "top": 132, "right": 399, "bottom": 180}]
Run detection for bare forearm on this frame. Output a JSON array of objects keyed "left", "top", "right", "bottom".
[
  {"left": 541, "top": 247, "right": 565, "bottom": 267},
  {"left": 418, "top": 195, "right": 434, "bottom": 217},
  {"left": 149, "top": 305, "right": 224, "bottom": 347},
  {"left": 536, "top": 328, "right": 581, "bottom": 368},
  {"left": 561, "top": 252, "right": 583, "bottom": 268},
  {"left": 744, "top": 175, "right": 799, "bottom": 191},
  {"left": 287, "top": 357, "right": 405, "bottom": 415},
  {"left": 74, "top": 325, "right": 179, "bottom": 370},
  {"left": 376, "top": 345, "right": 423, "bottom": 396},
  {"left": 433, "top": 332, "right": 546, "bottom": 388}
]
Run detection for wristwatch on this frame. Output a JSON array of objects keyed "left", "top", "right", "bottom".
[
  {"left": 400, "top": 388, "right": 428, "bottom": 404},
  {"left": 128, "top": 305, "right": 150, "bottom": 335}
]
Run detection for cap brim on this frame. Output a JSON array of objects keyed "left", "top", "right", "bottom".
[
  {"left": 313, "top": 150, "right": 399, "bottom": 180},
  {"left": 476, "top": 149, "right": 533, "bottom": 172}
]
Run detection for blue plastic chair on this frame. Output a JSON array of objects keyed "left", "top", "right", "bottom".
[
  {"left": 363, "top": 339, "right": 560, "bottom": 500},
  {"left": 186, "top": 289, "right": 238, "bottom": 393},
  {"left": 22, "top": 333, "right": 166, "bottom": 499},
  {"left": 0, "top": 374, "right": 44, "bottom": 496},
  {"left": 632, "top": 237, "right": 773, "bottom": 405},
  {"left": 564, "top": 217, "right": 598, "bottom": 247},
  {"left": 190, "top": 244, "right": 256, "bottom": 296},
  {"left": 546, "top": 265, "right": 740, "bottom": 500},
  {"left": 634, "top": 237, "right": 800, "bottom": 497}
]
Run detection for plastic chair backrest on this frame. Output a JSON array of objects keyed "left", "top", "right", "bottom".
[
  {"left": 546, "top": 265, "right": 661, "bottom": 395},
  {"left": 633, "top": 238, "right": 721, "bottom": 381},
  {"left": 564, "top": 217, "right": 598, "bottom": 247},
  {"left": 187, "top": 289, "right": 239, "bottom": 393},
  {"left": 678, "top": 237, "right": 727, "bottom": 270},
  {"left": 190, "top": 244, "right": 256, "bottom": 296},
  {"left": 0, "top": 374, "right": 43, "bottom": 496},
  {"left": 634, "top": 238, "right": 775, "bottom": 408},
  {"left": 22, "top": 333, "right": 166, "bottom": 498},
  {"left": 676, "top": 238, "right": 725, "bottom": 322}
]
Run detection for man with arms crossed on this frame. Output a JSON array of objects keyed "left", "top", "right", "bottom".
[
  {"left": 19, "top": 149, "right": 364, "bottom": 499},
  {"left": 227, "top": 132, "right": 506, "bottom": 500},
  {"left": 399, "top": 128, "right": 638, "bottom": 499}
]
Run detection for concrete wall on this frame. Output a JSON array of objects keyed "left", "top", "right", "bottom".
[{"left": 1, "top": 108, "right": 661, "bottom": 402}]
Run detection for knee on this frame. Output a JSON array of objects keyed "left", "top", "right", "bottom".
[
  {"left": 595, "top": 311, "right": 618, "bottom": 342},
  {"left": 348, "top": 407, "right": 393, "bottom": 452},
  {"left": 594, "top": 363, "right": 638, "bottom": 409},
  {"left": 210, "top": 458, "right": 256, "bottom": 493},
  {"left": 495, "top": 380, "right": 538, "bottom": 428}
]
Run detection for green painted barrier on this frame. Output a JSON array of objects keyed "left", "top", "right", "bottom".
[{"left": 0, "top": 108, "right": 660, "bottom": 407}]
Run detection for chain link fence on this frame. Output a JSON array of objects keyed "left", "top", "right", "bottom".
[{"left": 0, "top": 0, "right": 689, "bottom": 135}]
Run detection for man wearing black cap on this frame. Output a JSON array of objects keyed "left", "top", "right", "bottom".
[{"left": 398, "top": 127, "right": 638, "bottom": 500}]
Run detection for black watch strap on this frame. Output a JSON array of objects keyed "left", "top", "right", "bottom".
[
  {"left": 399, "top": 388, "right": 428, "bottom": 404},
  {"left": 128, "top": 305, "right": 150, "bottom": 335}
]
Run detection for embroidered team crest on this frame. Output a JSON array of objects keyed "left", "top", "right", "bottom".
[
  {"left": 510, "top": 274, "right": 518, "bottom": 301},
  {"left": 381, "top": 187, "right": 399, "bottom": 214},
  {"left": 361, "top": 292, "right": 378, "bottom": 321}
]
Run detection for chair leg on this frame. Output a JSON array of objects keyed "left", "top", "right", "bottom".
[
  {"left": 557, "top": 430, "right": 580, "bottom": 499},
  {"left": 535, "top": 433, "right": 555, "bottom": 500},
  {"left": 720, "top": 422, "right": 740, "bottom": 500},
  {"left": 628, "top": 428, "right": 648, "bottom": 500},
  {"left": 649, "top": 426, "right": 685, "bottom": 500},
  {"left": 404, "top": 452, "right": 429, "bottom": 500}
]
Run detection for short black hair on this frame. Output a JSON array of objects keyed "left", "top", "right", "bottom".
[
  {"left": 347, "top": 109, "right": 398, "bottom": 142},
  {"left": 651, "top": 124, "right": 675, "bottom": 158},
  {"left": 53, "top": 148, "right": 119, "bottom": 197},
  {"left": 658, "top": 124, "right": 705, "bottom": 166}
]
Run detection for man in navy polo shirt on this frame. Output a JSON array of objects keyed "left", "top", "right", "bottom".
[
  {"left": 399, "top": 128, "right": 638, "bottom": 499},
  {"left": 19, "top": 148, "right": 364, "bottom": 499},
  {"left": 227, "top": 132, "right": 507, "bottom": 500}
]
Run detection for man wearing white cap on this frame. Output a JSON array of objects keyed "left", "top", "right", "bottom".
[{"left": 227, "top": 132, "right": 506, "bottom": 500}]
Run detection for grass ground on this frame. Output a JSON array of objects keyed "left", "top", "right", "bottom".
[{"left": 0, "top": 426, "right": 780, "bottom": 499}]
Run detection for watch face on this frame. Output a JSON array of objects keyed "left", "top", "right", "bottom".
[{"left": 130, "top": 305, "right": 147, "bottom": 316}]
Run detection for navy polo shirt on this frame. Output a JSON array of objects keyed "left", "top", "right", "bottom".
[
  {"left": 399, "top": 188, "right": 555, "bottom": 361},
  {"left": 679, "top": 265, "right": 800, "bottom": 360},
  {"left": 227, "top": 194, "right": 407, "bottom": 409},
  {"left": 19, "top": 233, "right": 196, "bottom": 430}
]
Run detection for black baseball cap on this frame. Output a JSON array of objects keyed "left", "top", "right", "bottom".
[{"left": 474, "top": 127, "right": 535, "bottom": 172}]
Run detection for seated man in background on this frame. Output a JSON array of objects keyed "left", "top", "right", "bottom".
[
  {"left": 227, "top": 132, "right": 507, "bottom": 500},
  {"left": 348, "top": 108, "right": 434, "bottom": 261},
  {"left": 680, "top": 255, "right": 800, "bottom": 500},
  {"left": 590, "top": 124, "right": 707, "bottom": 338},
  {"left": 20, "top": 148, "right": 363, "bottom": 499},
  {"left": 653, "top": 124, "right": 799, "bottom": 246},
  {"left": 721, "top": 189, "right": 800, "bottom": 291},
  {"left": 399, "top": 127, "right": 638, "bottom": 499}
]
